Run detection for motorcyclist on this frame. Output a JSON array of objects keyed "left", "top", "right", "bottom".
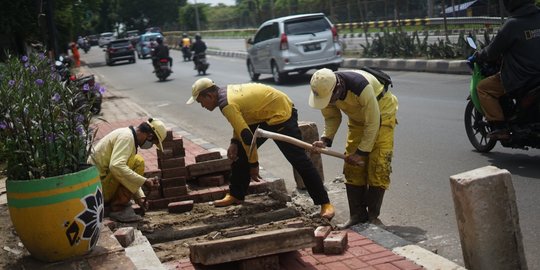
[
  {"left": 476, "top": 0, "right": 540, "bottom": 140},
  {"left": 152, "top": 36, "right": 172, "bottom": 71},
  {"left": 181, "top": 33, "right": 192, "bottom": 60},
  {"left": 190, "top": 33, "right": 207, "bottom": 69}
]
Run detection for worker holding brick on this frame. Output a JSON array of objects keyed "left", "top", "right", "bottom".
[
  {"left": 186, "top": 78, "right": 335, "bottom": 220},
  {"left": 88, "top": 118, "right": 167, "bottom": 222},
  {"left": 309, "top": 68, "right": 398, "bottom": 227}
]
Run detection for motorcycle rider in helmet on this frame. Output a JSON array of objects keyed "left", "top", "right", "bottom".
[
  {"left": 476, "top": 0, "right": 540, "bottom": 140},
  {"left": 190, "top": 33, "right": 207, "bottom": 69},
  {"left": 152, "top": 36, "right": 172, "bottom": 72}
]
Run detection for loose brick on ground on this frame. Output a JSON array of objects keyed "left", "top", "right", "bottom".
[
  {"left": 324, "top": 231, "right": 348, "bottom": 254},
  {"left": 195, "top": 151, "right": 222, "bottom": 163},
  {"left": 113, "top": 227, "right": 135, "bottom": 247},
  {"left": 160, "top": 176, "right": 187, "bottom": 188},
  {"left": 161, "top": 167, "right": 188, "bottom": 179},
  {"left": 313, "top": 226, "right": 332, "bottom": 254},
  {"left": 168, "top": 200, "right": 194, "bottom": 213},
  {"left": 187, "top": 158, "right": 232, "bottom": 177}
]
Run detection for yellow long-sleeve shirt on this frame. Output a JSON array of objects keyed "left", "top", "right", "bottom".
[
  {"left": 321, "top": 70, "right": 390, "bottom": 154},
  {"left": 218, "top": 83, "right": 293, "bottom": 164},
  {"left": 87, "top": 127, "right": 146, "bottom": 194}
]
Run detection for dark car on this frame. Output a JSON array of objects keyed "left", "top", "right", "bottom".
[{"left": 104, "top": 39, "right": 136, "bottom": 65}]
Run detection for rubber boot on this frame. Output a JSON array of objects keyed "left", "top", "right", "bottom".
[
  {"left": 213, "top": 193, "right": 242, "bottom": 207},
  {"left": 366, "top": 186, "right": 386, "bottom": 225},
  {"left": 338, "top": 184, "right": 368, "bottom": 229},
  {"left": 320, "top": 203, "right": 335, "bottom": 220}
]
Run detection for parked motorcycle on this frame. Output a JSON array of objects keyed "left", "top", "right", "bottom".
[
  {"left": 181, "top": 46, "right": 191, "bottom": 61},
  {"left": 464, "top": 37, "right": 540, "bottom": 152},
  {"left": 155, "top": 58, "right": 172, "bottom": 81},
  {"left": 193, "top": 52, "right": 209, "bottom": 75},
  {"left": 55, "top": 56, "right": 102, "bottom": 114}
]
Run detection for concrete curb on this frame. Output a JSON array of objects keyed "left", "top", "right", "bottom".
[{"left": 205, "top": 49, "right": 471, "bottom": 75}]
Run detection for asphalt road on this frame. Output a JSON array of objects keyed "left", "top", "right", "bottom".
[{"left": 83, "top": 45, "right": 539, "bottom": 268}]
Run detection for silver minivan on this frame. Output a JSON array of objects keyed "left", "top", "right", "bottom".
[{"left": 246, "top": 13, "right": 343, "bottom": 84}]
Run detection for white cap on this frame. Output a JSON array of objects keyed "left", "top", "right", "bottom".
[{"left": 309, "top": 68, "right": 337, "bottom": 109}]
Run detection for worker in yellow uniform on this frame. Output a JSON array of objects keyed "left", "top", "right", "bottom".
[
  {"left": 88, "top": 118, "right": 167, "bottom": 222},
  {"left": 186, "top": 78, "right": 335, "bottom": 220},
  {"left": 309, "top": 68, "right": 398, "bottom": 227}
]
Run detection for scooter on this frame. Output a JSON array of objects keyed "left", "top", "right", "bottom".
[
  {"left": 55, "top": 56, "right": 102, "bottom": 114},
  {"left": 181, "top": 46, "right": 191, "bottom": 61},
  {"left": 464, "top": 36, "right": 540, "bottom": 152},
  {"left": 155, "top": 58, "right": 172, "bottom": 81},
  {"left": 193, "top": 52, "right": 209, "bottom": 75}
]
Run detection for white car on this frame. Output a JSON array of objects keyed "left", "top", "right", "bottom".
[
  {"left": 98, "top": 32, "right": 116, "bottom": 48},
  {"left": 246, "top": 13, "right": 343, "bottom": 84}
]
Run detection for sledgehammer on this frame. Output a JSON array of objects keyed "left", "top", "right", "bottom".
[{"left": 249, "top": 128, "right": 364, "bottom": 166}]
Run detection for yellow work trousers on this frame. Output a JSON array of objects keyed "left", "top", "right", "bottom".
[
  {"left": 343, "top": 95, "right": 397, "bottom": 189},
  {"left": 101, "top": 154, "right": 145, "bottom": 203}
]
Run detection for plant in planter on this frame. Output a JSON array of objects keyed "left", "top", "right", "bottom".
[{"left": 0, "top": 52, "right": 106, "bottom": 262}]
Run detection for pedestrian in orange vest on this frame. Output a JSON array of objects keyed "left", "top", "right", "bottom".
[{"left": 70, "top": 42, "right": 81, "bottom": 67}]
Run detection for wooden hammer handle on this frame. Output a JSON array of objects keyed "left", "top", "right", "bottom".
[{"left": 255, "top": 129, "right": 346, "bottom": 159}]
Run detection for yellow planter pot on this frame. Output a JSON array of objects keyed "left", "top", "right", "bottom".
[{"left": 6, "top": 166, "right": 104, "bottom": 262}]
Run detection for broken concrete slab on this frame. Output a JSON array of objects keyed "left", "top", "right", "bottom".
[{"left": 189, "top": 228, "right": 315, "bottom": 265}]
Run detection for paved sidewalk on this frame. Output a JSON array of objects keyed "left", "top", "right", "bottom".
[{"left": 80, "top": 56, "right": 468, "bottom": 270}]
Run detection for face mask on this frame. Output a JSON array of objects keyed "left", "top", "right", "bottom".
[{"left": 140, "top": 140, "right": 153, "bottom": 149}]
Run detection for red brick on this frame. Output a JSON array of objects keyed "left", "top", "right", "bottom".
[
  {"left": 368, "top": 255, "right": 404, "bottom": 266},
  {"left": 148, "top": 195, "right": 193, "bottom": 210},
  {"left": 347, "top": 230, "right": 367, "bottom": 241},
  {"left": 342, "top": 257, "right": 369, "bottom": 268},
  {"left": 160, "top": 176, "right": 187, "bottom": 188},
  {"left": 312, "top": 226, "right": 332, "bottom": 254},
  {"left": 350, "top": 238, "right": 375, "bottom": 247},
  {"left": 390, "top": 259, "right": 424, "bottom": 270},
  {"left": 240, "top": 254, "right": 279, "bottom": 270},
  {"left": 113, "top": 227, "right": 135, "bottom": 247},
  {"left": 163, "top": 186, "right": 188, "bottom": 197},
  {"left": 374, "top": 263, "right": 401, "bottom": 270},
  {"left": 360, "top": 250, "right": 396, "bottom": 262},
  {"left": 247, "top": 180, "right": 269, "bottom": 194},
  {"left": 164, "top": 129, "right": 174, "bottom": 142},
  {"left": 158, "top": 157, "right": 186, "bottom": 170},
  {"left": 348, "top": 246, "right": 371, "bottom": 256},
  {"left": 286, "top": 220, "right": 305, "bottom": 228},
  {"left": 363, "top": 244, "right": 388, "bottom": 253},
  {"left": 144, "top": 169, "right": 162, "bottom": 179},
  {"left": 317, "top": 252, "right": 354, "bottom": 264},
  {"left": 162, "top": 167, "right": 188, "bottom": 179},
  {"left": 146, "top": 189, "right": 162, "bottom": 200},
  {"left": 187, "top": 158, "right": 232, "bottom": 177},
  {"left": 195, "top": 151, "right": 222, "bottom": 163},
  {"left": 324, "top": 261, "right": 350, "bottom": 270},
  {"left": 197, "top": 174, "right": 225, "bottom": 187},
  {"left": 162, "top": 139, "right": 185, "bottom": 157},
  {"left": 102, "top": 218, "right": 117, "bottom": 230},
  {"left": 157, "top": 148, "right": 174, "bottom": 159},
  {"left": 163, "top": 137, "right": 183, "bottom": 148},
  {"left": 324, "top": 231, "right": 348, "bottom": 254},
  {"left": 196, "top": 187, "right": 227, "bottom": 203},
  {"left": 168, "top": 200, "right": 194, "bottom": 213}
]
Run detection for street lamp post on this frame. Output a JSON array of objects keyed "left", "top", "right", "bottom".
[{"left": 194, "top": 0, "right": 200, "bottom": 31}]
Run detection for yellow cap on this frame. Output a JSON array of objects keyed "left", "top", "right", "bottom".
[
  {"left": 186, "top": 78, "right": 215, "bottom": 104},
  {"left": 147, "top": 118, "right": 166, "bottom": 151},
  {"left": 309, "top": 68, "right": 337, "bottom": 109}
]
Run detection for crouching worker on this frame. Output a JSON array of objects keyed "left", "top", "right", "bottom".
[
  {"left": 186, "top": 78, "right": 336, "bottom": 220},
  {"left": 88, "top": 118, "right": 167, "bottom": 222}
]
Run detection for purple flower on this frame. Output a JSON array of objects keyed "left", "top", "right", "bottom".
[
  {"left": 99, "top": 86, "right": 106, "bottom": 94},
  {"left": 35, "top": 79, "right": 44, "bottom": 86},
  {"left": 83, "top": 84, "right": 90, "bottom": 92},
  {"left": 46, "top": 133, "right": 56, "bottom": 142},
  {"left": 93, "top": 83, "right": 100, "bottom": 90},
  {"left": 38, "top": 53, "right": 45, "bottom": 60},
  {"left": 21, "top": 56, "right": 28, "bottom": 63},
  {"left": 30, "top": 65, "right": 37, "bottom": 73},
  {"left": 76, "top": 114, "right": 85, "bottom": 123},
  {"left": 0, "top": 121, "right": 6, "bottom": 130},
  {"left": 76, "top": 125, "right": 85, "bottom": 135},
  {"left": 24, "top": 62, "right": 30, "bottom": 68},
  {"left": 8, "top": 80, "right": 15, "bottom": 87},
  {"left": 51, "top": 93, "right": 61, "bottom": 102}
]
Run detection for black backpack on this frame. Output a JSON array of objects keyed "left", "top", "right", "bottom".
[{"left": 361, "top": 66, "right": 393, "bottom": 92}]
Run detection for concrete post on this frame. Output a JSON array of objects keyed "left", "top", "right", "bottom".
[
  {"left": 449, "top": 166, "right": 527, "bottom": 270},
  {"left": 293, "top": 121, "right": 324, "bottom": 189}
]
